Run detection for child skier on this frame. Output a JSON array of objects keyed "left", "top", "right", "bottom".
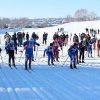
[
  {"left": 68, "top": 42, "right": 78, "bottom": 69},
  {"left": 43, "top": 43, "right": 54, "bottom": 65},
  {"left": 87, "top": 38, "right": 96, "bottom": 57},
  {"left": 5, "top": 40, "right": 17, "bottom": 67}
]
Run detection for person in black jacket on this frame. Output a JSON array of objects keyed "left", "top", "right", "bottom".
[
  {"left": 5, "top": 40, "right": 17, "bottom": 67},
  {"left": 43, "top": 32, "right": 48, "bottom": 45}
]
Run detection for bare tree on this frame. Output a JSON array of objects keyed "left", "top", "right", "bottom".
[
  {"left": 89, "top": 12, "right": 97, "bottom": 20},
  {"left": 15, "top": 17, "right": 29, "bottom": 28},
  {"left": 74, "top": 9, "right": 89, "bottom": 21},
  {"left": 0, "top": 18, "right": 4, "bottom": 28},
  {"left": 65, "top": 14, "right": 72, "bottom": 23}
]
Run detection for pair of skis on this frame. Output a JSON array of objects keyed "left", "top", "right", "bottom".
[
  {"left": 9, "top": 65, "right": 17, "bottom": 69},
  {"left": 25, "top": 68, "right": 34, "bottom": 73}
]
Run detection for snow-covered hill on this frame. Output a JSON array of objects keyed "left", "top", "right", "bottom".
[{"left": 0, "top": 20, "right": 100, "bottom": 100}]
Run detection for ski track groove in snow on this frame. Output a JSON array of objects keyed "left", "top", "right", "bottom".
[
  {"left": 55, "top": 69, "right": 100, "bottom": 100},
  {"left": 0, "top": 69, "right": 11, "bottom": 100},
  {"left": 2, "top": 57, "right": 20, "bottom": 100},
  {"left": 32, "top": 65, "right": 81, "bottom": 99},
  {"left": 35, "top": 67, "right": 83, "bottom": 100},
  {"left": 0, "top": 58, "right": 21, "bottom": 100},
  {"left": 16, "top": 62, "right": 63, "bottom": 100},
  {"left": 12, "top": 67, "right": 43, "bottom": 100},
  {"left": 31, "top": 67, "right": 68, "bottom": 100},
  {"left": 14, "top": 60, "right": 53, "bottom": 100},
  {"left": 1, "top": 37, "right": 100, "bottom": 100},
  {"left": 15, "top": 57, "right": 71, "bottom": 100},
  {"left": 10, "top": 51, "right": 100, "bottom": 100},
  {"left": 2, "top": 57, "right": 52, "bottom": 100}
]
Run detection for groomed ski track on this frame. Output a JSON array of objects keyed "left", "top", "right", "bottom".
[{"left": 0, "top": 43, "right": 100, "bottom": 100}]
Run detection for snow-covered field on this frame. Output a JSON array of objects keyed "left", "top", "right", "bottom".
[{"left": 0, "top": 20, "right": 100, "bottom": 100}]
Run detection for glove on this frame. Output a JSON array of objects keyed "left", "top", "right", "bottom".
[
  {"left": 38, "top": 44, "right": 40, "bottom": 46},
  {"left": 43, "top": 53, "right": 45, "bottom": 57},
  {"left": 15, "top": 51, "right": 17, "bottom": 54},
  {"left": 6, "top": 50, "right": 9, "bottom": 54}
]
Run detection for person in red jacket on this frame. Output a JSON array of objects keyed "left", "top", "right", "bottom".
[{"left": 53, "top": 40, "right": 60, "bottom": 61}]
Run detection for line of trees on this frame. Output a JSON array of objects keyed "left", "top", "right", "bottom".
[
  {"left": 0, "top": 8, "right": 99, "bottom": 28},
  {"left": 65, "top": 9, "right": 98, "bottom": 22},
  {"left": 0, "top": 17, "right": 29, "bottom": 28}
]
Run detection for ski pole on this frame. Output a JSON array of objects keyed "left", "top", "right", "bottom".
[
  {"left": 61, "top": 56, "right": 69, "bottom": 67},
  {"left": 35, "top": 46, "right": 38, "bottom": 60},
  {"left": 0, "top": 53, "right": 3, "bottom": 63}
]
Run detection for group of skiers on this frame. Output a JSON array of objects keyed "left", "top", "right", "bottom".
[
  {"left": 0, "top": 28, "right": 100, "bottom": 70},
  {"left": 0, "top": 31, "right": 40, "bottom": 70},
  {"left": 43, "top": 28, "right": 100, "bottom": 69}
]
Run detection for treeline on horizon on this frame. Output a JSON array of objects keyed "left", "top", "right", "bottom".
[{"left": 0, "top": 8, "right": 99, "bottom": 28}]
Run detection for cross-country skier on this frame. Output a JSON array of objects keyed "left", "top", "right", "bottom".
[
  {"left": 5, "top": 40, "right": 17, "bottom": 67},
  {"left": 87, "top": 38, "right": 96, "bottom": 57},
  {"left": 23, "top": 37, "right": 40, "bottom": 70},
  {"left": 68, "top": 42, "right": 78, "bottom": 69},
  {"left": 43, "top": 43, "right": 54, "bottom": 65}
]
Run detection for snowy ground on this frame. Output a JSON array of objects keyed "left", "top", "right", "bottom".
[{"left": 0, "top": 21, "right": 100, "bottom": 100}]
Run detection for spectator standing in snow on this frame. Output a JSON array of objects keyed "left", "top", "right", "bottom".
[
  {"left": 43, "top": 32, "right": 48, "bottom": 45},
  {"left": 26, "top": 32, "right": 29, "bottom": 41},
  {"left": 79, "top": 38, "right": 86, "bottom": 63}
]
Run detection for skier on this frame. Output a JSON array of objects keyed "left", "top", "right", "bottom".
[
  {"left": 68, "top": 42, "right": 78, "bottom": 69},
  {"left": 23, "top": 37, "right": 40, "bottom": 70},
  {"left": 87, "top": 38, "right": 96, "bottom": 57},
  {"left": 5, "top": 40, "right": 17, "bottom": 67},
  {"left": 43, "top": 43, "right": 54, "bottom": 65}
]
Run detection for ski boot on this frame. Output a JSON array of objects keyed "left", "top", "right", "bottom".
[
  {"left": 51, "top": 61, "right": 54, "bottom": 65},
  {"left": 25, "top": 65, "right": 27, "bottom": 70},
  {"left": 56, "top": 58, "right": 59, "bottom": 62},
  {"left": 13, "top": 63, "right": 15, "bottom": 67},
  {"left": 9, "top": 63, "right": 11, "bottom": 67},
  {"left": 29, "top": 63, "right": 31, "bottom": 69},
  {"left": 70, "top": 64, "right": 73, "bottom": 69},
  {"left": 73, "top": 63, "right": 77, "bottom": 69},
  {"left": 48, "top": 61, "right": 50, "bottom": 66}
]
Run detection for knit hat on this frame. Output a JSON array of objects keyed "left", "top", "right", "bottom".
[{"left": 73, "top": 42, "right": 78, "bottom": 46}]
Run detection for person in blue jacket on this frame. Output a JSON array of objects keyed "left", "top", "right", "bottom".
[
  {"left": 87, "top": 38, "right": 96, "bottom": 57},
  {"left": 5, "top": 40, "right": 17, "bottom": 67},
  {"left": 23, "top": 37, "right": 40, "bottom": 70},
  {"left": 68, "top": 42, "right": 78, "bottom": 69},
  {"left": 43, "top": 43, "right": 54, "bottom": 65}
]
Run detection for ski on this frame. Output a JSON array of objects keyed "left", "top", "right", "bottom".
[
  {"left": 14, "top": 66, "right": 17, "bottom": 69},
  {"left": 25, "top": 69, "right": 31, "bottom": 73},
  {"left": 9, "top": 67, "right": 12, "bottom": 69},
  {"left": 29, "top": 69, "right": 34, "bottom": 72}
]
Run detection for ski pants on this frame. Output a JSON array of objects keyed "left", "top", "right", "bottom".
[
  {"left": 69, "top": 53, "right": 76, "bottom": 64},
  {"left": 25, "top": 53, "right": 33, "bottom": 66},
  {"left": 8, "top": 50, "right": 15, "bottom": 64},
  {"left": 47, "top": 53, "right": 54, "bottom": 63}
]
